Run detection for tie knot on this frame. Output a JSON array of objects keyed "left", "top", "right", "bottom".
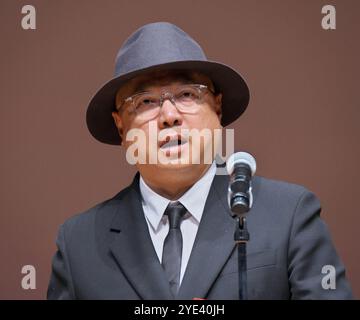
[{"left": 164, "top": 201, "right": 187, "bottom": 229}]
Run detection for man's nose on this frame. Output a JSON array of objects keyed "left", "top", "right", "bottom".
[{"left": 158, "top": 98, "right": 182, "bottom": 128}]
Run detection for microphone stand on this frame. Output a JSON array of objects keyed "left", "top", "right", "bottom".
[
  {"left": 227, "top": 152, "right": 256, "bottom": 300},
  {"left": 234, "top": 215, "right": 249, "bottom": 300}
]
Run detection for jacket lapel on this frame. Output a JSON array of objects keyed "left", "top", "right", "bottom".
[
  {"left": 108, "top": 173, "right": 173, "bottom": 300},
  {"left": 108, "top": 171, "right": 260, "bottom": 300},
  {"left": 177, "top": 173, "right": 237, "bottom": 299}
]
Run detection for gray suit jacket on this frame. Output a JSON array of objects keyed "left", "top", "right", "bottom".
[{"left": 47, "top": 173, "right": 353, "bottom": 299}]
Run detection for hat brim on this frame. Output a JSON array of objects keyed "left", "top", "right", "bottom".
[{"left": 86, "top": 60, "right": 250, "bottom": 145}]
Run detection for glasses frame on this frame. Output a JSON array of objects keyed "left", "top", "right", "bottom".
[{"left": 115, "top": 84, "right": 215, "bottom": 116}]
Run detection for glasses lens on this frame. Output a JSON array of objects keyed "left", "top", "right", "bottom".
[
  {"left": 175, "top": 86, "right": 202, "bottom": 106},
  {"left": 127, "top": 85, "right": 207, "bottom": 120},
  {"left": 132, "top": 93, "right": 160, "bottom": 118}
]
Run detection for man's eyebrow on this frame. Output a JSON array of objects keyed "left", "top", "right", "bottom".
[
  {"left": 132, "top": 76, "right": 195, "bottom": 93},
  {"left": 132, "top": 82, "right": 150, "bottom": 93}
]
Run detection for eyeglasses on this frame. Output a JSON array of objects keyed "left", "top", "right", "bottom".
[{"left": 116, "top": 84, "right": 214, "bottom": 121}]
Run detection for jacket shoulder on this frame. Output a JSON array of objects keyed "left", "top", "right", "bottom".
[
  {"left": 252, "top": 175, "right": 321, "bottom": 219},
  {"left": 254, "top": 175, "right": 314, "bottom": 199}
]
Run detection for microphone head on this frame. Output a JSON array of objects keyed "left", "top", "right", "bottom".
[{"left": 226, "top": 152, "right": 257, "bottom": 176}]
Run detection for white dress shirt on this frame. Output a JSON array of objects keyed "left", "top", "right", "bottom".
[{"left": 139, "top": 162, "right": 216, "bottom": 284}]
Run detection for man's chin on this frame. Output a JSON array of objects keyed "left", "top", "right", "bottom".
[
  {"left": 152, "top": 156, "right": 195, "bottom": 170},
  {"left": 145, "top": 164, "right": 211, "bottom": 181}
]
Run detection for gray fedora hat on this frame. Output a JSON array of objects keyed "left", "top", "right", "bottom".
[{"left": 86, "top": 22, "right": 250, "bottom": 145}]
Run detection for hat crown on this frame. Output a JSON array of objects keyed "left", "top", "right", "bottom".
[{"left": 114, "top": 22, "right": 207, "bottom": 77}]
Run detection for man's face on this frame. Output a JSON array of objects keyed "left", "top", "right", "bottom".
[{"left": 111, "top": 70, "right": 222, "bottom": 173}]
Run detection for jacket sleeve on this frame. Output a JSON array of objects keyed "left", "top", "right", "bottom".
[
  {"left": 287, "top": 190, "right": 353, "bottom": 299},
  {"left": 47, "top": 224, "right": 76, "bottom": 300}
]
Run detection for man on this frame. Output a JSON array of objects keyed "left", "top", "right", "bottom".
[{"left": 47, "top": 22, "right": 353, "bottom": 299}]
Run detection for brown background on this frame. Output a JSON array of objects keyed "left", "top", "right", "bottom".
[{"left": 0, "top": 0, "right": 359, "bottom": 299}]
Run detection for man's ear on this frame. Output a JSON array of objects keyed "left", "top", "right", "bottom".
[
  {"left": 214, "top": 93, "right": 223, "bottom": 121},
  {"left": 111, "top": 111, "right": 124, "bottom": 141}
]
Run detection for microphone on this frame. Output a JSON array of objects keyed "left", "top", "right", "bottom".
[{"left": 226, "top": 152, "right": 257, "bottom": 217}]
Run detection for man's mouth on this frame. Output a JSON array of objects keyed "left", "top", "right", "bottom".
[{"left": 159, "top": 135, "right": 188, "bottom": 149}]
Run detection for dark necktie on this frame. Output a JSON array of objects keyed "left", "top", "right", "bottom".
[{"left": 162, "top": 201, "right": 187, "bottom": 296}]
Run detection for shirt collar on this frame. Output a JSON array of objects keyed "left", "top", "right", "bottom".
[{"left": 139, "top": 162, "right": 217, "bottom": 232}]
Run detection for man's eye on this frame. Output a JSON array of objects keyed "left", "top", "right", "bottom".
[
  {"left": 139, "top": 97, "right": 157, "bottom": 105},
  {"left": 183, "top": 91, "right": 194, "bottom": 97},
  {"left": 135, "top": 97, "right": 158, "bottom": 111},
  {"left": 179, "top": 91, "right": 196, "bottom": 99},
  {"left": 142, "top": 99, "right": 154, "bottom": 105}
]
